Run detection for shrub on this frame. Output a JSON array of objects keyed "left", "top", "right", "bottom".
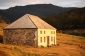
[
  {"left": 63, "top": 30, "right": 85, "bottom": 36},
  {"left": 22, "top": 51, "right": 40, "bottom": 56}
]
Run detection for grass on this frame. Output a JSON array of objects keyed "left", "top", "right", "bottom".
[
  {"left": 0, "top": 50, "right": 10, "bottom": 56},
  {"left": 0, "top": 33, "right": 85, "bottom": 56},
  {"left": 0, "top": 45, "right": 41, "bottom": 56},
  {"left": 57, "top": 33, "right": 85, "bottom": 56},
  {"left": 23, "top": 51, "right": 40, "bottom": 56}
]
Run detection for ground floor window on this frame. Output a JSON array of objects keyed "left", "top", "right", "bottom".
[
  {"left": 44, "top": 37, "right": 46, "bottom": 42},
  {"left": 51, "top": 37, "right": 53, "bottom": 42},
  {"left": 40, "top": 37, "right": 42, "bottom": 43}
]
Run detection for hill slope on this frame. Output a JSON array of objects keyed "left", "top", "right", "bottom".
[
  {"left": 0, "top": 15, "right": 8, "bottom": 35},
  {"left": 0, "top": 4, "right": 76, "bottom": 23},
  {"left": 44, "top": 7, "right": 85, "bottom": 30}
]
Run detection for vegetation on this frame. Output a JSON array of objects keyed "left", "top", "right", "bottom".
[
  {"left": 43, "top": 7, "right": 85, "bottom": 36},
  {"left": 0, "top": 4, "right": 85, "bottom": 36},
  {"left": 0, "top": 50, "right": 9, "bottom": 56},
  {"left": 62, "top": 29, "right": 85, "bottom": 36},
  {"left": 0, "top": 45, "right": 41, "bottom": 56},
  {"left": 0, "top": 4, "right": 85, "bottom": 56},
  {"left": 44, "top": 7, "right": 85, "bottom": 30},
  {"left": 0, "top": 33, "right": 85, "bottom": 56},
  {"left": 0, "top": 4, "right": 76, "bottom": 23}
]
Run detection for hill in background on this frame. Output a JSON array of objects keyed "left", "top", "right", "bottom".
[
  {"left": 0, "top": 15, "right": 8, "bottom": 35},
  {"left": 0, "top": 4, "right": 85, "bottom": 56},
  {"left": 0, "top": 4, "right": 76, "bottom": 23},
  {"left": 0, "top": 4, "right": 85, "bottom": 36},
  {"left": 44, "top": 7, "right": 85, "bottom": 30}
]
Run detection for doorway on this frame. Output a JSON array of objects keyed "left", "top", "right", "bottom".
[{"left": 47, "top": 36, "right": 50, "bottom": 46}]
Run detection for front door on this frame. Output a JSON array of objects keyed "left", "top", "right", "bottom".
[{"left": 47, "top": 36, "right": 49, "bottom": 46}]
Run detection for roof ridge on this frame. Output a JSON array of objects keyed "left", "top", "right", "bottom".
[
  {"left": 27, "top": 14, "right": 37, "bottom": 28},
  {"left": 28, "top": 14, "right": 56, "bottom": 29}
]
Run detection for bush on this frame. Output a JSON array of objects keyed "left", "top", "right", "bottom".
[
  {"left": 63, "top": 30, "right": 85, "bottom": 36},
  {"left": 0, "top": 35, "right": 3, "bottom": 43}
]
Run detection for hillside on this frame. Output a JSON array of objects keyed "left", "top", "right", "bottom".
[
  {"left": 0, "top": 15, "right": 8, "bottom": 35},
  {"left": 0, "top": 15, "right": 5, "bottom": 23},
  {"left": 0, "top": 4, "right": 76, "bottom": 23},
  {"left": 44, "top": 7, "right": 85, "bottom": 30},
  {"left": 0, "top": 33, "right": 85, "bottom": 56}
]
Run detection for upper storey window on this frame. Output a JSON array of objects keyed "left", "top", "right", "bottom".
[
  {"left": 40, "top": 31, "right": 42, "bottom": 34},
  {"left": 44, "top": 31, "right": 45, "bottom": 34}
]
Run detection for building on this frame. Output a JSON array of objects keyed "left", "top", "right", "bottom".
[{"left": 3, "top": 14, "right": 56, "bottom": 47}]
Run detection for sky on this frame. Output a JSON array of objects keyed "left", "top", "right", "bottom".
[{"left": 0, "top": 0, "right": 85, "bottom": 9}]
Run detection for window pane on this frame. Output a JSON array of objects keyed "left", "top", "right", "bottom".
[
  {"left": 40, "top": 37, "right": 42, "bottom": 43},
  {"left": 51, "top": 37, "right": 53, "bottom": 41},
  {"left": 40, "top": 31, "right": 42, "bottom": 34},
  {"left": 44, "top": 31, "right": 45, "bottom": 34},
  {"left": 54, "top": 31, "right": 55, "bottom": 34},
  {"left": 44, "top": 37, "right": 45, "bottom": 42},
  {"left": 51, "top": 31, "right": 52, "bottom": 34}
]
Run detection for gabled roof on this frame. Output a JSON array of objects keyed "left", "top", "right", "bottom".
[{"left": 4, "top": 14, "right": 56, "bottom": 29}]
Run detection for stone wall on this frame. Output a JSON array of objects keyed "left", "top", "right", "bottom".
[{"left": 3, "top": 28, "right": 38, "bottom": 47}]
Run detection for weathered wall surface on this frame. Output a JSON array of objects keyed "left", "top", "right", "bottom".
[{"left": 3, "top": 28, "right": 38, "bottom": 47}]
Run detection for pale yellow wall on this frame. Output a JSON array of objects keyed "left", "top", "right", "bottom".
[{"left": 37, "top": 29, "right": 56, "bottom": 47}]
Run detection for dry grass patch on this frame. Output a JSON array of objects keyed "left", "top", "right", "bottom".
[
  {"left": 57, "top": 33, "right": 85, "bottom": 56},
  {"left": 0, "top": 33, "right": 85, "bottom": 56}
]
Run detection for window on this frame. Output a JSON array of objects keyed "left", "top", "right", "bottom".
[
  {"left": 44, "top": 37, "right": 45, "bottom": 42},
  {"left": 54, "top": 31, "right": 55, "bottom": 34},
  {"left": 40, "top": 31, "right": 42, "bottom": 34},
  {"left": 54, "top": 37, "right": 55, "bottom": 44},
  {"left": 44, "top": 31, "right": 45, "bottom": 34},
  {"left": 40, "top": 37, "right": 42, "bottom": 43},
  {"left": 51, "top": 37, "right": 53, "bottom": 41},
  {"left": 51, "top": 31, "right": 52, "bottom": 34}
]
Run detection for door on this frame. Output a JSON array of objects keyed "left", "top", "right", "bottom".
[{"left": 47, "top": 36, "right": 49, "bottom": 46}]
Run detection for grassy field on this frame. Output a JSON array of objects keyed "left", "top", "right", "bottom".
[
  {"left": 57, "top": 33, "right": 85, "bottom": 56},
  {"left": 0, "top": 31, "right": 85, "bottom": 56}
]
